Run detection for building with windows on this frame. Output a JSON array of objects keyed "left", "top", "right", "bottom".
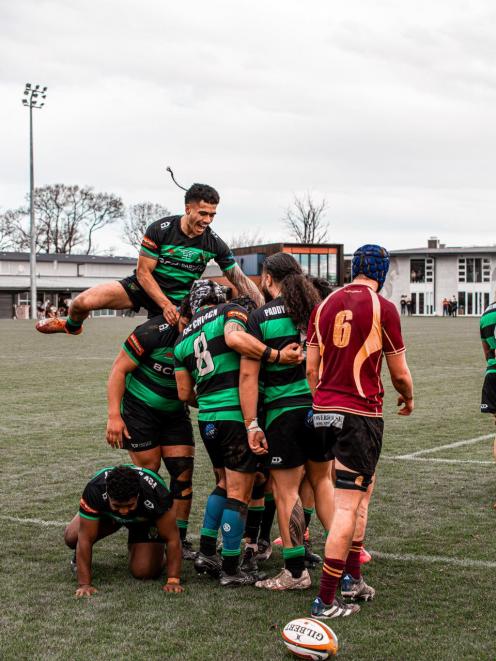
[{"left": 345, "top": 239, "right": 496, "bottom": 316}]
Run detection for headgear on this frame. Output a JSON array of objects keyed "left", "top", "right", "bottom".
[
  {"left": 351, "top": 244, "right": 390, "bottom": 290},
  {"left": 189, "top": 279, "right": 226, "bottom": 314}
]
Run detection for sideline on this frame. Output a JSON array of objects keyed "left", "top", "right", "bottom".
[
  {"left": 382, "top": 456, "right": 493, "bottom": 465},
  {"left": 395, "top": 434, "right": 493, "bottom": 459}
]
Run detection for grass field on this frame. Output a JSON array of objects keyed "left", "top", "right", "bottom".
[{"left": 1, "top": 316, "right": 495, "bottom": 660}]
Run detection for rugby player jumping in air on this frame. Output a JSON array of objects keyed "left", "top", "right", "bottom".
[
  {"left": 65, "top": 465, "right": 183, "bottom": 597},
  {"left": 307, "top": 244, "right": 414, "bottom": 619},
  {"left": 105, "top": 298, "right": 196, "bottom": 559},
  {"left": 36, "top": 183, "right": 263, "bottom": 335},
  {"left": 239, "top": 253, "right": 335, "bottom": 591},
  {"left": 174, "top": 280, "right": 303, "bottom": 586}
]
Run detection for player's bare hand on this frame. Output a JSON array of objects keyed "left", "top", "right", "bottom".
[
  {"left": 162, "top": 302, "right": 179, "bottom": 325},
  {"left": 106, "top": 415, "right": 130, "bottom": 449},
  {"left": 279, "top": 342, "right": 304, "bottom": 365},
  {"left": 163, "top": 581, "right": 184, "bottom": 593},
  {"left": 397, "top": 395, "right": 414, "bottom": 416},
  {"left": 75, "top": 585, "right": 97, "bottom": 598},
  {"left": 247, "top": 429, "right": 268, "bottom": 455}
]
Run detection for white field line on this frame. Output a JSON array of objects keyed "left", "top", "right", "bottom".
[
  {"left": 395, "top": 434, "right": 494, "bottom": 459},
  {"left": 382, "top": 456, "right": 494, "bottom": 465},
  {"left": 1, "top": 514, "right": 495, "bottom": 569}
]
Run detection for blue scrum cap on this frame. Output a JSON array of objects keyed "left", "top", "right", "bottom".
[{"left": 351, "top": 244, "right": 390, "bottom": 290}]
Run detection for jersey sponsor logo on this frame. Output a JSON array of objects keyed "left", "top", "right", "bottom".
[
  {"left": 183, "top": 308, "right": 219, "bottom": 336},
  {"left": 264, "top": 305, "right": 286, "bottom": 317},
  {"left": 160, "top": 221, "right": 171, "bottom": 229},
  {"left": 144, "top": 499, "right": 155, "bottom": 509},
  {"left": 227, "top": 310, "right": 248, "bottom": 323},
  {"left": 222, "top": 523, "right": 231, "bottom": 532},
  {"left": 204, "top": 423, "right": 217, "bottom": 439},
  {"left": 80, "top": 498, "right": 99, "bottom": 514},
  {"left": 158, "top": 323, "right": 170, "bottom": 332},
  {"left": 304, "top": 409, "right": 314, "bottom": 428},
  {"left": 313, "top": 412, "right": 345, "bottom": 429},
  {"left": 128, "top": 333, "right": 144, "bottom": 356},
  {"left": 271, "top": 456, "right": 283, "bottom": 465},
  {"left": 142, "top": 236, "right": 158, "bottom": 250},
  {"left": 140, "top": 473, "right": 157, "bottom": 489},
  {"left": 158, "top": 256, "right": 205, "bottom": 273},
  {"left": 481, "top": 403, "right": 488, "bottom": 409},
  {"left": 152, "top": 362, "right": 174, "bottom": 376}
]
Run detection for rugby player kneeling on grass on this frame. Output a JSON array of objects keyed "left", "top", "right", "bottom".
[
  {"left": 306, "top": 245, "right": 414, "bottom": 619},
  {"left": 64, "top": 465, "right": 183, "bottom": 597},
  {"left": 105, "top": 298, "right": 196, "bottom": 559}
]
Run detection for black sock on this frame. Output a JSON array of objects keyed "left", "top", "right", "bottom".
[
  {"left": 244, "top": 506, "right": 264, "bottom": 544},
  {"left": 66, "top": 316, "right": 83, "bottom": 334},
  {"left": 285, "top": 556, "right": 305, "bottom": 579},
  {"left": 303, "top": 507, "right": 314, "bottom": 531},
  {"left": 200, "top": 534, "right": 217, "bottom": 556},
  {"left": 222, "top": 555, "right": 239, "bottom": 576},
  {"left": 259, "top": 494, "right": 276, "bottom": 542}
]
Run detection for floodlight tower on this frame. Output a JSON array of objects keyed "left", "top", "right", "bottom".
[{"left": 22, "top": 83, "right": 47, "bottom": 319}]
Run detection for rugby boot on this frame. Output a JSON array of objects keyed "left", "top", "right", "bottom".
[
  {"left": 70, "top": 551, "right": 77, "bottom": 577},
  {"left": 360, "top": 547, "right": 372, "bottom": 564},
  {"left": 241, "top": 546, "right": 267, "bottom": 581},
  {"left": 311, "top": 595, "right": 361, "bottom": 619},
  {"left": 304, "top": 540, "right": 322, "bottom": 569},
  {"left": 194, "top": 552, "right": 222, "bottom": 579},
  {"left": 219, "top": 569, "right": 258, "bottom": 587},
  {"left": 341, "top": 574, "right": 375, "bottom": 601},
  {"left": 36, "top": 318, "right": 82, "bottom": 335},
  {"left": 255, "top": 568, "right": 311, "bottom": 591},
  {"left": 255, "top": 538, "right": 272, "bottom": 562},
  {"left": 181, "top": 538, "right": 197, "bottom": 561}
]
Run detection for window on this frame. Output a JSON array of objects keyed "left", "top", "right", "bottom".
[
  {"left": 92, "top": 309, "right": 117, "bottom": 317},
  {"left": 459, "top": 257, "right": 490, "bottom": 283},
  {"left": 297, "top": 253, "right": 309, "bottom": 274},
  {"left": 484, "top": 292, "right": 490, "bottom": 310},
  {"left": 418, "top": 293, "right": 424, "bottom": 314},
  {"left": 318, "top": 254, "right": 327, "bottom": 278},
  {"left": 467, "top": 292, "right": 473, "bottom": 315},
  {"left": 328, "top": 254, "right": 338, "bottom": 284},
  {"left": 410, "top": 259, "right": 425, "bottom": 283},
  {"left": 309, "top": 254, "right": 319, "bottom": 276},
  {"left": 16, "top": 292, "right": 30, "bottom": 305},
  {"left": 425, "top": 258, "right": 433, "bottom": 283},
  {"left": 458, "top": 291, "right": 465, "bottom": 313}
]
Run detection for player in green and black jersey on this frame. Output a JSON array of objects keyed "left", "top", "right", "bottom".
[
  {"left": 480, "top": 301, "right": 496, "bottom": 493},
  {"left": 174, "top": 279, "right": 303, "bottom": 586},
  {"left": 64, "top": 465, "right": 183, "bottom": 597},
  {"left": 106, "top": 301, "right": 196, "bottom": 558},
  {"left": 239, "top": 252, "right": 335, "bottom": 591},
  {"left": 36, "top": 183, "right": 262, "bottom": 335}
]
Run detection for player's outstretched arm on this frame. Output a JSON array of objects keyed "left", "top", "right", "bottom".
[
  {"left": 239, "top": 356, "right": 268, "bottom": 455},
  {"left": 75, "top": 517, "right": 99, "bottom": 598},
  {"left": 156, "top": 510, "right": 184, "bottom": 593},
  {"left": 136, "top": 252, "right": 179, "bottom": 325},
  {"left": 385, "top": 352, "right": 414, "bottom": 416},
  {"left": 224, "top": 322, "right": 303, "bottom": 364},
  {"left": 306, "top": 345, "right": 321, "bottom": 395},
  {"left": 106, "top": 350, "right": 137, "bottom": 448},
  {"left": 223, "top": 264, "right": 264, "bottom": 307}
]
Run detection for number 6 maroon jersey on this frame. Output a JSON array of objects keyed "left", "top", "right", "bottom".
[{"left": 307, "top": 283, "right": 405, "bottom": 417}]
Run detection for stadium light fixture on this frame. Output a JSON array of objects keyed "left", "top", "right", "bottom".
[{"left": 21, "top": 82, "right": 48, "bottom": 320}]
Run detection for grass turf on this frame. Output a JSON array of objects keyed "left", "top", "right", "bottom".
[{"left": 0, "top": 316, "right": 495, "bottom": 660}]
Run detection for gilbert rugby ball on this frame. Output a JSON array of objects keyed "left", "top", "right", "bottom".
[{"left": 282, "top": 618, "right": 338, "bottom": 659}]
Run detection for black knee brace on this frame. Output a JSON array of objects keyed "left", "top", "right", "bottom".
[
  {"left": 163, "top": 456, "right": 194, "bottom": 500},
  {"left": 335, "top": 469, "right": 372, "bottom": 492}
]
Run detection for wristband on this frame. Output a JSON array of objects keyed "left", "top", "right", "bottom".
[
  {"left": 261, "top": 346, "right": 272, "bottom": 363},
  {"left": 167, "top": 577, "right": 180, "bottom": 585},
  {"left": 274, "top": 350, "right": 281, "bottom": 364}
]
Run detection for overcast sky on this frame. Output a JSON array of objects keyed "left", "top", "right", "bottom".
[{"left": 1, "top": 0, "right": 495, "bottom": 256}]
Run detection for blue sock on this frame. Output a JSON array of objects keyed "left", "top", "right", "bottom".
[
  {"left": 200, "top": 486, "right": 227, "bottom": 555},
  {"left": 221, "top": 498, "right": 248, "bottom": 574}
]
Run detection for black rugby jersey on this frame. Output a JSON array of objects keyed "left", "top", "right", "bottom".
[
  {"left": 140, "top": 216, "right": 236, "bottom": 304},
  {"left": 79, "top": 465, "right": 172, "bottom": 524},
  {"left": 481, "top": 302, "right": 496, "bottom": 374},
  {"left": 174, "top": 303, "right": 249, "bottom": 422},
  {"left": 122, "top": 316, "right": 186, "bottom": 414},
  {"left": 247, "top": 297, "right": 312, "bottom": 426}
]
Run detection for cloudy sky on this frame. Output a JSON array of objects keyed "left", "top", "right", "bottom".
[{"left": 1, "top": 0, "right": 495, "bottom": 256}]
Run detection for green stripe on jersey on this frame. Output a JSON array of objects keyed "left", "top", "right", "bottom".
[
  {"left": 264, "top": 379, "right": 311, "bottom": 404},
  {"left": 126, "top": 376, "right": 184, "bottom": 413},
  {"left": 259, "top": 316, "right": 299, "bottom": 339}
]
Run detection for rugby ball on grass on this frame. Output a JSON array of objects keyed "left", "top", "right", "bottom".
[{"left": 282, "top": 618, "right": 338, "bottom": 659}]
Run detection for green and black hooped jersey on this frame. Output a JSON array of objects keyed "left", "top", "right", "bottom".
[
  {"left": 174, "top": 303, "right": 249, "bottom": 422},
  {"left": 122, "top": 316, "right": 186, "bottom": 415},
  {"left": 79, "top": 465, "right": 172, "bottom": 525},
  {"left": 139, "top": 216, "right": 236, "bottom": 304},
  {"left": 481, "top": 302, "right": 496, "bottom": 374},
  {"left": 247, "top": 296, "right": 312, "bottom": 427}
]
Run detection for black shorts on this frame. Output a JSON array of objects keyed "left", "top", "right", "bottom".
[
  {"left": 122, "top": 394, "right": 194, "bottom": 452},
  {"left": 198, "top": 419, "right": 259, "bottom": 473},
  {"left": 93, "top": 517, "right": 166, "bottom": 544},
  {"left": 265, "top": 407, "right": 329, "bottom": 470},
  {"left": 481, "top": 372, "right": 496, "bottom": 414},
  {"left": 119, "top": 274, "right": 163, "bottom": 317},
  {"left": 313, "top": 410, "right": 383, "bottom": 478}
]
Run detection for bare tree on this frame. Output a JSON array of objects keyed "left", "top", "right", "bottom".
[
  {"left": 123, "top": 202, "right": 170, "bottom": 250},
  {"left": 0, "top": 209, "right": 24, "bottom": 251},
  {"left": 227, "top": 230, "right": 264, "bottom": 250},
  {"left": 0, "top": 185, "right": 124, "bottom": 254},
  {"left": 283, "top": 194, "right": 329, "bottom": 244}
]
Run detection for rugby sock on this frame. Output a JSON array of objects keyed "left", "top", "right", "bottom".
[
  {"left": 260, "top": 493, "right": 276, "bottom": 542},
  {"left": 220, "top": 498, "right": 247, "bottom": 575},
  {"left": 200, "top": 486, "right": 227, "bottom": 556},
  {"left": 176, "top": 519, "right": 188, "bottom": 542},
  {"left": 244, "top": 505, "right": 264, "bottom": 544},
  {"left": 345, "top": 540, "right": 363, "bottom": 580},
  {"left": 303, "top": 507, "right": 315, "bottom": 531},
  {"left": 319, "top": 558, "right": 345, "bottom": 605},
  {"left": 65, "top": 316, "right": 83, "bottom": 334},
  {"left": 283, "top": 546, "right": 305, "bottom": 579}
]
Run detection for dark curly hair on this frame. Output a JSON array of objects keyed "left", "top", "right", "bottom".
[
  {"left": 185, "top": 183, "right": 220, "bottom": 205},
  {"left": 306, "top": 275, "right": 333, "bottom": 301},
  {"left": 231, "top": 296, "right": 258, "bottom": 313},
  {"left": 178, "top": 294, "right": 192, "bottom": 321},
  {"left": 263, "top": 253, "right": 321, "bottom": 330},
  {"left": 106, "top": 466, "right": 140, "bottom": 502}
]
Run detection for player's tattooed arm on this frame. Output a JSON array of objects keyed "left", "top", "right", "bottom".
[
  {"left": 224, "top": 322, "right": 303, "bottom": 364},
  {"left": 223, "top": 264, "right": 264, "bottom": 307},
  {"left": 288, "top": 497, "right": 305, "bottom": 547}
]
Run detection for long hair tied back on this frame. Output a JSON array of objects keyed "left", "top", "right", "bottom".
[{"left": 263, "top": 252, "right": 321, "bottom": 330}]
